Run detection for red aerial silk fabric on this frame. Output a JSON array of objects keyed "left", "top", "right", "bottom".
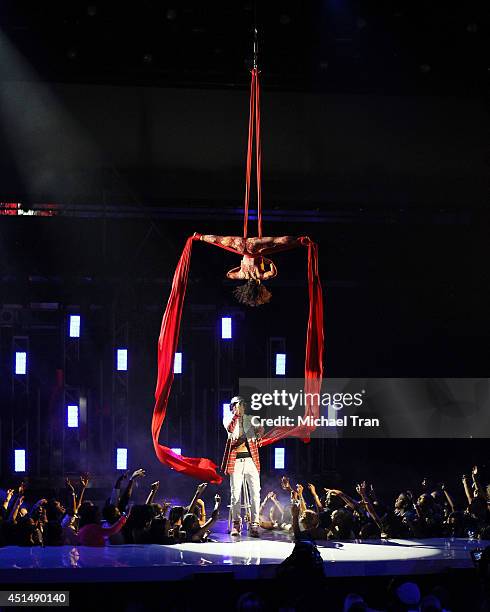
[
  {"left": 260, "top": 238, "right": 323, "bottom": 446},
  {"left": 151, "top": 235, "right": 324, "bottom": 483},
  {"left": 243, "top": 68, "right": 263, "bottom": 239}
]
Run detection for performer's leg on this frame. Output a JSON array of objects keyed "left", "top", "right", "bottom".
[
  {"left": 230, "top": 459, "right": 245, "bottom": 524},
  {"left": 246, "top": 236, "right": 300, "bottom": 255},
  {"left": 244, "top": 458, "right": 261, "bottom": 525},
  {"left": 200, "top": 235, "right": 245, "bottom": 255}
]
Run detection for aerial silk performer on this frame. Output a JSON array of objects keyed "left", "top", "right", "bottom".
[{"left": 151, "top": 57, "right": 324, "bottom": 485}]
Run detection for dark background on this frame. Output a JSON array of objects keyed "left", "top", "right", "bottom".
[{"left": 0, "top": 1, "right": 489, "bottom": 505}]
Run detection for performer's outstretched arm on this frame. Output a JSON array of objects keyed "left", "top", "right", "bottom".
[
  {"left": 262, "top": 259, "right": 277, "bottom": 280},
  {"left": 246, "top": 236, "right": 304, "bottom": 255},
  {"left": 226, "top": 266, "right": 246, "bottom": 280}
]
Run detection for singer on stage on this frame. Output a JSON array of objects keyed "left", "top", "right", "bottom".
[{"left": 222, "top": 396, "right": 264, "bottom": 537}]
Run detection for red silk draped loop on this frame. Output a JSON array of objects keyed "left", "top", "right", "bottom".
[
  {"left": 151, "top": 235, "right": 222, "bottom": 484},
  {"left": 151, "top": 235, "right": 324, "bottom": 482},
  {"left": 243, "top": 69, "right": 262, "bottom": 239}
]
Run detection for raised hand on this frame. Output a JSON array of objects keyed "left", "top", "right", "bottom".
[
  {"left": 197, "top": 482, "right": 208, "bottom": 493},
  {"left": 6, "top": 489, "right": 14, "bottom": 500},
  {"left": 31, "top": 498, "right": 47, "bottom": 515},
  {"left": 356, "top": 482, "right": 368, "bottom": 498},
  {"left": 130, "top": 469, "right": 146, "bottom": 480},
  {"left": 151, "top": 481, "right": 160, "bottom": 491},
  {"left": 307, "top": 483, "right": 317, "bottom": 495},
  {"left": 280, "top": 476, "right": 291, "bottom": 491},
  {"left": 214, "top": 494, "right": 221, "bottom": 504},
  {"left": 38, "top": 506, "right": 48, "bottom": 523},
  {"left": 65, "top": 478, "right": 75, "bottom": 492},
  {"left": 115, "top": 471, "right": 128, "bottom": 487},
  {"left": 80, "top": 473, "right": 90, "bottom": 488},
  {"left": 472, "top": 465, "right": 479, "bottom": 477},
  {"left": 296, "top": 484, "right": 304, "bottom": 497}
]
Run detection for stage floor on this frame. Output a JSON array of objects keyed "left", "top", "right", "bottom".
[{"left": 0, "top": 520, "right": 485, "bottom": 583}]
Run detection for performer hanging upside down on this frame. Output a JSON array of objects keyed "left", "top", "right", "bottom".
[
  {"left": 222, "top": 396, "right": 264, "bottom": 538},
  {"left": 197, "top": 234, "right": 303, "bottom": 306},
  {"left": 150, "top": 53, "right": 324, "bottom": 484}
]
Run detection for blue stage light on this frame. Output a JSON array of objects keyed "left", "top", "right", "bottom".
[
  {"left": 14, "top": 449, "right": 26, "bottom": 472},
  {"left": 222, "top": 402, "right": 232, "bottom": 427},
  {"left": 173, "top": 352, "right": 182, "bottom": 374},
  {"left": 274, "top": 447, "right": 285, "bottom": 469},
  {"left": 171, "top": 447, "right": 182, "bottom": 455},
  {"left": 69, "top": 315, "right": 81, "bottom": 338},
  {"left": 67, "top": 405, "right": 79, "bottom": 428},
  {"left": 116, "top": 448, "right": 128, "bottom": 470},
  {"left": 15, "top": 351, "right": 27, "bottom": 375},
  {"left": 116, "top": 348, "right": 128, "bottom": 371},
  {"left": 275, "top": 353, "right": 286, "bottom": 375},
  {"left": 221, "top": 317, "right": 232, "bottom": 339}
]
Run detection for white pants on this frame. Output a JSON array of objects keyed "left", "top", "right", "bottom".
[{"left": 230, "top": 457, "right": 261, "bottom": 524}]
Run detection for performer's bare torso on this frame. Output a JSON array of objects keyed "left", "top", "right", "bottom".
[
  {"left": 235, "top": 439, "right": 248, "bottom": 453},
  {"left": 199, "top": 235, "right": 302, "bottom": 281},
  {"left": 233, "top": 409, "right": 249, "bottom": 453}
]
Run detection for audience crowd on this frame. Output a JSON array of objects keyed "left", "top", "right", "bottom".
[
  {"left": 273, "top": 466, "right": 490, "bottom": 543},
  {"left": 0, "top": 464, "right": 489, "bottom": 548},
  {"left": 0, "top": 470, "right": 221, "bottom": 547}
]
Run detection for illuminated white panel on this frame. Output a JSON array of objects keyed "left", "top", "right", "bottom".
[
  {"left": 275, "top": 353, "right": 286, "bottom": 376},
  {"left": 274, "top": 447, "right": 285, "bottom": 470}
]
